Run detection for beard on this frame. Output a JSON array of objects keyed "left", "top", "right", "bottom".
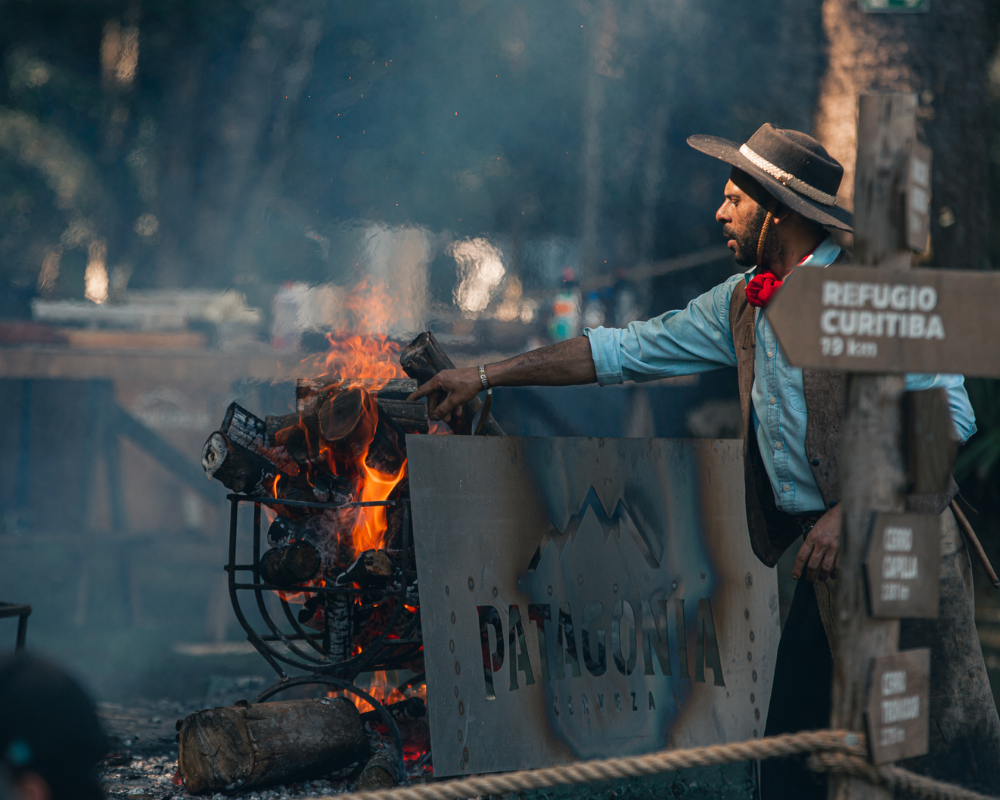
[{"left": 725, "top": 204, "right": 774, "bottom": 268}]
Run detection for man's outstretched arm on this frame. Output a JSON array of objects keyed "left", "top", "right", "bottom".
[{"left": 407, "top": 336, "right": 597, "bottom": 421}]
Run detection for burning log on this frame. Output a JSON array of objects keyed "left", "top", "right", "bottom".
[
  {"left": 267, "top": 515, "right": 305, "bottom": 546},
  {"left": 337, "top": 549, "right": 394, "bottom": 588},
  {"left": 259, "top": 541, "right": 321, "bottom": 586},
  {"left": 360, "top": 696, "right": 426, "bottom": 726},
  {"left": 177, "top": 698, "right": 368, "bottom": 793},
  {"left": 296, "top": 378, "right": 417, "bottom": 414},
  {"left": 375, "top": 398, "right": 429, "bottom": 435},
  {"left": 400, "top": 331, "right": 504, "bottom": 435},
  {"left": 202, "top": 432, "right": 278, "bottom": 495},
  {"left": 318, "top": 388, "right": 377, "bottom": 455},
  {"left": 356, "top": 748, "right": 398, "bottom": 791}
]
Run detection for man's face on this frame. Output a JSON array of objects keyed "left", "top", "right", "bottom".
[{"left": 715, "top": 174, "right": 769, "bottom": 267}]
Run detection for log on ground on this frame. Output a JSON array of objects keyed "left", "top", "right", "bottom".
[{"left": 177, "top": 698, "right": 368, "bottom": 793}]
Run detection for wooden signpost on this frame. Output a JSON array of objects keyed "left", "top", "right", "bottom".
[
  {"left": 866, "top": 649, "right": 931, "bottom": 764},
  {"left": 767, "top": 266, "right": 1000, "bottom": 377},
  {"left": 865, "top": 513, "right": 939, "bottom": 619}
]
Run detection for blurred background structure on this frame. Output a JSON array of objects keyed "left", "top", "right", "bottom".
[{"left": 0, "top": 0, "right": 999, "bottom": 709}]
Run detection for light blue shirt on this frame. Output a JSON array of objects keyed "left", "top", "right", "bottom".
[{"left": 585, "top": 237, "right": 976, "bottom": 514}]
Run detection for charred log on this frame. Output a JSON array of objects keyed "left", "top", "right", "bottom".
[
  {"left": 356, "top": 748, "right": 398, "bottom": 791},
  {"left": 259, "top": 541, "right": 321, "bottom": 586},
  {"left": 177, "top": 698, "right": 368, "bottom": 793},
  {"left": 297, "top": 378, "right": 417, "bottom": 414},
  {"left": 202, "top": 432, "right": 277, "bottom": 495},
  {"left": 267, "top": 515, "right": 306, "bottom": 547},
  {"left": 359, "top": 696, "right": 426, "bottom": 726},
  {"left": 399, "top": 331, "right": 503, "bottom": 435},
  {"left": 365, "top": 417, "right": 405, "bottom": 476},
  {"left": 375, "top": 398, "right": 429, "bottom": 434},
  {"left": 336, "top": 549, "right": 394, "bottom": 588}
]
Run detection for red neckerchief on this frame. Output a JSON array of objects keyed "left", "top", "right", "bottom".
[{"left": 744, "top": 243, "right": 821, "bottom": 308}]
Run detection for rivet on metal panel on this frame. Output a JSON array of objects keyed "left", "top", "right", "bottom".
[
  {"left": 451, "top": 612, "right": 456, "bottom": 624},
  {"left": 750, "top": 693, "right": 755, "bottom": 704},
  {"left": 468, "top": 577, "right": 474, "bottom": 591},
  {"left": 547, "top": 585, "right": 553, "bottom": 596},
  {"left": 745, "top": 572, "right": 753, "bottom": 588},
  {"left": 463, "top": 746, "right": 469, "bottom": 762},
  {"left": 459, "top": 700, "right": 465, "bottom": 716},
  {"left": 445, "top": 585, "right": 450, "bottom": 595},
  {"left": 752, "top": 670, "right": 758, "bottom": 682},
  {"left": 455, "top": 660, "right": 461, "bottom": 675},
  {"left": 754, "top": 708, "right": 760, "bottom": 720},
  {"left": 578, "top": 575, "right": 584, "bottom": 585},
  {"left": 458, "top": 730, "right": 463, "bottom": 742},
  {"left": 492, "top": 587, "right": 498, "bottom": 597},
  {"left": 744, "top": 608, "right": 750, "bottom": 620},
  {"left": 754, "top": 729, "right": 758, "bottom": 737},
  {"left": 747, "top": 651, "right": 752, "bottom": 662},
  {"left": 749, "top": 631, "right": 755, "bottom": 642},
  {"left": 449, "top": 639, "right": 455, "bottom": 653},
  {"left": 613, "top": 583, "right": 618, "bottom": 593},
  {"left": 454, "top": 686, "right": 459, "bottom": 697},
  {"left": 671, "top": 581, "right": 678, "bottom": 590}
]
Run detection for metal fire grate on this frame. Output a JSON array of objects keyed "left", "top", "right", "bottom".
[{"left": 225, "top": 493, "right": 423, "bottom": 769}]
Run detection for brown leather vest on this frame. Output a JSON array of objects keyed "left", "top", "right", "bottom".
[{"left": 728, "top": 251, "right": 957, "bottom": 567}]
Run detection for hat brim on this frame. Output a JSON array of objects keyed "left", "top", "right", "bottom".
[{"left": 687, "top": 134, "right": 853, "bottom": 232}]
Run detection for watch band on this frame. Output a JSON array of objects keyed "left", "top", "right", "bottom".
[{"left": 477, "top": 364, "right": 490, "bottom": 390}]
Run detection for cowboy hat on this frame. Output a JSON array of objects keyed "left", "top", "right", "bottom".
[{"left": 687, "top": 123, "right": 853, "bottom": 232}]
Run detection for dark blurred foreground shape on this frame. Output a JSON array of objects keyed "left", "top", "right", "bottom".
[{"left": 0, "top": 653, "right": 109, "bottom": 800}]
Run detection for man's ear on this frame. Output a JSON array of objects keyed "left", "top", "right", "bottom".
[{"left": 769, "top": 203, "right": 793, "bottom": 225}]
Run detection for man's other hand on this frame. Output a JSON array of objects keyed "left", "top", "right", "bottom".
[
  {"left": 408, "top": 367, "right": 482, "bottom": 422},
  {"left": 792, "top": 504, "right": 841, "bottom": 582}
]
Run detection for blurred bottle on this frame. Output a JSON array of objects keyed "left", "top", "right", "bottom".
[
  {"left": 582, "top": 291, "right": 605, "bottom": 329},
  {"left": 547, "top": 267, "right": 581, "bottom": 342}
]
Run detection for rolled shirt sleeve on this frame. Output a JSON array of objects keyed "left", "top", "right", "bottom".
[
  {"left": 905, "top": 373, "right": 977, "bottom": 443},
  {"left": 584, "top": 273, "right": 743, "bottom": 386}
]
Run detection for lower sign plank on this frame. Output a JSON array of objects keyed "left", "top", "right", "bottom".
[
  {"left": 867, "top": 649, "right": 930, "bottom": 764},
  {"left": 865, "top": 512, "right": 939, "bottom": 619},
  {"left": 767, "top": 266, "right": 1000, "bottom": 377}
]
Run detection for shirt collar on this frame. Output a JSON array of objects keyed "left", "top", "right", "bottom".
[{"left": 745, "top": 235, "right": 840, "bottom": 277}]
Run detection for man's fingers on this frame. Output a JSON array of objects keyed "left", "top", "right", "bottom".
[
  {"left": 806, "top": 545, "right": 826, "bottom": 582},
  {"left": 792, "top": 540, "right": 814, "bottom": 580},
  {"left": 407, "top": 377, "right": 440, "bottom": 402},
  {"left": 817, "top": 548, "right": 837, "bottom": 583}
]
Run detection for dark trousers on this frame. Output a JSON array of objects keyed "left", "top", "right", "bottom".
[{"left": 759, "top": 577, "right": 831, "bottom": 800}]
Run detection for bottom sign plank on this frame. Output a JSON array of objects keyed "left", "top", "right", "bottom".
[{"left": 867, "top": 649, "right": 930, "bottom": 764}]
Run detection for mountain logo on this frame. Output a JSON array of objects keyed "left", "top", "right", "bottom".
[{"left": 526, "top": 486, "right": 660, "bottom": 571}]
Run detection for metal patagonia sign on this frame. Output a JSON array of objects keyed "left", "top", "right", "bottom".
[{"left": 408, "top": 437, "right": 780, "bottom": 776}]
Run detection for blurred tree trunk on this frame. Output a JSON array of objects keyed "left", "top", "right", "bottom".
[
  {"left": 188, "top": 0, "right": 325, "bottom": 288},
  {"left": 813, "top": 0, "right": 992, "bottom": 269}
]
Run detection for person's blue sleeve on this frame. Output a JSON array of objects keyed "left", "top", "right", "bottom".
[
  {"left": 904, "top": 373, "right": 977, "bottom": 443},
  {"left": 584, "top": 274, "right": 742, "bottom": 386}
]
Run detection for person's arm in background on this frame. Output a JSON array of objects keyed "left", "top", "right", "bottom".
[
  {"left": 905, "top": 373, "right": 977, "bottom": 442},
  {"left": 409, "top": 273, "right": 745, "bottom": 422}
]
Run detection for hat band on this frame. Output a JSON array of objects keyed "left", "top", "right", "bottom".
[{"left": 739, "top": 144, "right": 838, "bottom": 207}]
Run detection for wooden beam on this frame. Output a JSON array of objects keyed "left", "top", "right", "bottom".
[{"left": 829, "top": 93, "right": 916, "bottom": 800}]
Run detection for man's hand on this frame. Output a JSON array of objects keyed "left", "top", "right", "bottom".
[
  {"left": 792, "top": 504, "right": 841, "bottom": 582},
  {"left": 408, "top": 367, "right": 482, "bottom": 422}
]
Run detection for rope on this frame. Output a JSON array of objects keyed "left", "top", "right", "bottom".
[
  {"left": 809, "top": 752, "right": 999, "bottom": 800},
  {"left": 304, "top": 730, "right": 864, "bottom": 800},
  {"left": 296, "top": 729, "right": 1000, "bottom": 800}
]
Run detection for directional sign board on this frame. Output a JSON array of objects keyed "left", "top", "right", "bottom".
[
  {"left": 768, "top": 266, "right": 1000, "bottom": 377},
  {"left": 867, "top": 649, "right": 930, "bottom": 764},
  {"left": 865, "top": 513, "right": 939, "bottom": 619}
]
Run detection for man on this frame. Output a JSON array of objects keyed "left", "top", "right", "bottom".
[{"left": 412, "top": 123, "right": 1000, "bottom": 796}]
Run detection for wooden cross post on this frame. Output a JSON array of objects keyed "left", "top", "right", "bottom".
[{"left": 827, "top": 94, "right": 916, "bottom": 800}]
